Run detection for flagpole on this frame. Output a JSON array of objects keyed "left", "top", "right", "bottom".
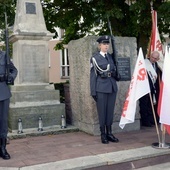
[
  {"left": 148, "top": 81, "right": 170, "bottom": 149},
  {"left": 162, "top": 125, "right": 166, "bottom": 147},
  {"left": 160, "top": 124, "right": 170, "bottom": 148},
  {"left": 149, "top": 93, "right": 161, "bottom": 145}
]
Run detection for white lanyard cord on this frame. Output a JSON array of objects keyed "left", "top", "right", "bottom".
[{"left": 92, "top": 57, "right": 110, "bottom": 75}]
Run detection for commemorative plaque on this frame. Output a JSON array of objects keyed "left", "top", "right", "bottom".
[
  {"left": 117, "top": 57, "right": 131, "bottom": 81},
  {"left": 26, "top": 2, "right": 36, "bottom": 14}
]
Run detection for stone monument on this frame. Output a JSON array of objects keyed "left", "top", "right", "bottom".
[
  {"left": 8, "top": 0, "right": 65, "bottom": 130},
  {"left": 68, "top": 36, "right": 139, "bottom": 135}
]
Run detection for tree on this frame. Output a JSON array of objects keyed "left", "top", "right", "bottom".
[
  {"left": 0, "top": 0, "right": 16, "bottom": 30},
  {"left": 0, "top": 0, "right": 16, "bottom": 53},
  {"left": 0, "top": 0, "right": 169, "bottom": 55},
  {"left": 41, "top": 0, "right": 170, "bottom": 55}
]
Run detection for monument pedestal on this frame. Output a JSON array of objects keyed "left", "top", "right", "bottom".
[{"left": 9, "top": 84, "right": 65, "bottom": 130}]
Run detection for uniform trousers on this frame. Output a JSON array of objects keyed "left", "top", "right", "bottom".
[
  {"left": 96, "top": 91, "right": 117, "bottom": 127},
  {"left": 0, "top": 99, "right": 10, "bottom": 138}
]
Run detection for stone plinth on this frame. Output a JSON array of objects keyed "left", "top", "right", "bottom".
[
  {"left": 9, "top": 84, "right": 65, "bottom": 130},
  {"left": 68, "top": 36, "right": 139, "bottom": 135},
  {"left": 10, "top": 38, "right": 50, "bottom": 84}
]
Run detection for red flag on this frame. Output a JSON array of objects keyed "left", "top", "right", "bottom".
[
  {"left": 148, "top": 10, "right": 164, "bottom": 69},
  {"left": 157, "top": 47, "right": 170, "bottom": 134},
  {"left": 119, "top": 48, "right": 150, "bottom": 129}
]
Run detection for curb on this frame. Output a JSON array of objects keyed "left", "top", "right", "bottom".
[{"left": 1, "top": 146, "right": 170, "bottom": 170}]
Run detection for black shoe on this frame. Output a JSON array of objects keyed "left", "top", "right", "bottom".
[
  {"left": 106, "top": 126, "right": 119, "bottom": 143},
  {"left": 101, "top": 134, "right": 109, "bottom": 144},
  {"left": 100, "top": 126, "right": 109, "bottom": 144},
  {"left": 0, "top": 148, "right": 10, "bottom": 160},
  {"left": 107, "top": 134, "right": 119, "bottom": 143},
  {"left": 0, "top": 138, "right": 11, "bottom": 160}
]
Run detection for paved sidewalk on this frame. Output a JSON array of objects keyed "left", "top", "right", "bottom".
[
  {"left": 0, "top": 125, "right": 170, "bottom": 170},
  {"left": 136, "top": 162, "right": 170, "bottom": 170}
]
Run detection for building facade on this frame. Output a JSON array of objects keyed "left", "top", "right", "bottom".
[{"left": 48, "top": 28, "right": 69, "bottom": 84}]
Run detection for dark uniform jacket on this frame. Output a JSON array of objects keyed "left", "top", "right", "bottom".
[
  {"left": 90, "top": 52, "right": 118, "bottom": 96},
  {"left": 0, "top": 51, "right": 18, "bottom": 101},
  {"left": 146, "top": 60, "right": 162, "bottom": 100}
]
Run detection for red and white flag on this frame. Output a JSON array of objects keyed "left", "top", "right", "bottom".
[
  {"left": 119, "top": 48, "right": 150, "bottom": 129},
  {"left": 157, "top": 47, "right": 170, "bottom": 134},
  {"left": 148, "top": 10, "right": 164, "bottom": 69}
]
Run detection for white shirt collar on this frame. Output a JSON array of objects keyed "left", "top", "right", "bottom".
[{"left": 100, "top": 51, "right": 107, "bottom": 57}]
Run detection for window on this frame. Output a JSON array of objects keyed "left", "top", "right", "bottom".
[{"left": 60, "top": 48, "right": 69, "bottom": 78}]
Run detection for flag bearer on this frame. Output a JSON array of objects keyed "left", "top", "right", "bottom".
[{"left": 90, "top": 35, "right": 119, "bottom": 144}]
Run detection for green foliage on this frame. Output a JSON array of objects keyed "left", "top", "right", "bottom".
[
  {"left": 42, "top": 0, "right": 170, "bottom": 52},
  {"left": 0, "top": 0, "right": 16, "bottom": 30},
  {"left": 157, "top": 1, "right": 170, "bottom": 41},
  {"left": 0, "top": 0, "right": 17, "bottom": 51},
  {"left": 54, "top": 42, "right": 65, "bottom": 50},
  {"left": 0, "top": 0, "right": 169, "bottom": 53}
]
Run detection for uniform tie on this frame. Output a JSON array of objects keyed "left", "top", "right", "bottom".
[
  {"left": 104, "top": 54, "right": 108, "bottom": 61},
  {"left": 152, "top": 63, "right": 156, "bottom": 70}
]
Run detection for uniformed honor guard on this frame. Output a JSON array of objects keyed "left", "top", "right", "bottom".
[
  {"left": 90, "top": 35, "right": 119, "bottom": 144},
  {"left": 0, "top": 50, "right": 18, "bottom": 159}
]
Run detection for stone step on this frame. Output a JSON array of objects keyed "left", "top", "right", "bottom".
[
  {"left": 11, "top": 84, "right": 55, "bottom": 91},
  {"left": 10, "top": 89, "right": 60, "bottom": 103},
  {"left": 9, "top": 103, "right": 65, "bottom": 130},
  {"left": 8, "top": 125, "right": 79, "bottom": 140}
]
